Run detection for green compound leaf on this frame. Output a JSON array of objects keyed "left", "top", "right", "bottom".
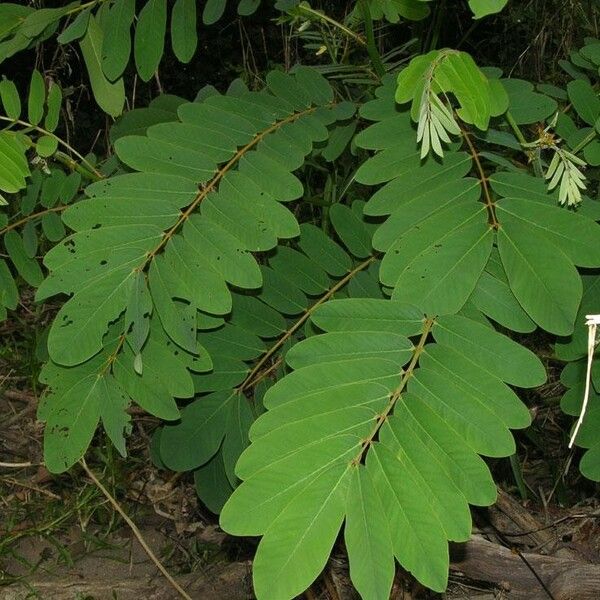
[
  {"left": 221, "top": 301, "right": 538, "bottom": 598},
  {"left": 357, "top": 85, "right": 491, "bottom": 315}
]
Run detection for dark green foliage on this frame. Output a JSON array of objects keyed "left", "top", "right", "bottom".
[{"left": 1, "top": 2, "right": 600, "bottom": 599}]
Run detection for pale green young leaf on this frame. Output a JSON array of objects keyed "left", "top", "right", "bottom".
[
  {"left": 434, "top": 52, "right": 492, "bottom": 130},
  {"left": 395, "top": 52, "right": 436, "bottom": 104}
]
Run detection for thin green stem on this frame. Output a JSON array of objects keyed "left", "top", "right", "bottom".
[
  {"left": 571, "top": 128, "right": 597, "bottom": 154},
  {"left": 54, "top": 150, "right": 103, "bottom": 181},
  {"left": 0, "top": 206, "right": 66, "bottom": 237},
  {"left": 504, "top": 111, "right": 544, "bottom": 177},
  {"left": 296, "top": 4, "right": 366, "bottom": 47},
  {"left": 358, "top": 0, "right": 385, "bottom": 78},
  {"left": 0, "top": 116, "right": 102, "bottom": 179}
]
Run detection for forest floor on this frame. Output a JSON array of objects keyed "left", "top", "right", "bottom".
[{"left": 1, "top": 306, "right": 600, "bottom": 600}]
